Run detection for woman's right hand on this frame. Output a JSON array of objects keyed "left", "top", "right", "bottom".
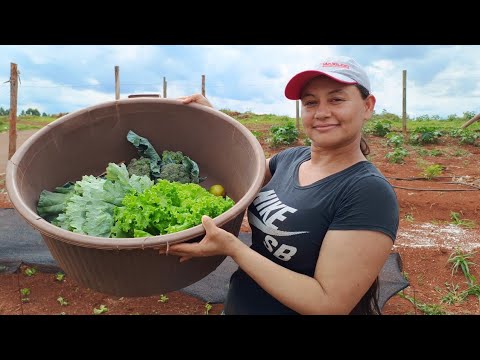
[{"left": 177, "top": 94, "right": 214, "bottom": 108}]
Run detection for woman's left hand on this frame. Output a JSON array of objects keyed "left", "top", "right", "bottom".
[{"left": 159, "top": 215, "right": 242, "bottom": 262}]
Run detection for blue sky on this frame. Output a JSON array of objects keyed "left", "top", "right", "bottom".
[{"left": 0, "top": 45, "right": 479, "bottom": 119}]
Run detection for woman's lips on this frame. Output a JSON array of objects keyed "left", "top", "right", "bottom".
[{"left": 313, "top": 124, "right": 339, "bottom": 132}]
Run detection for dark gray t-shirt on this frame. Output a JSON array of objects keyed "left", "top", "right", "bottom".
[{"left": 224, "top": 146, "right": 399, "bottom": 315}]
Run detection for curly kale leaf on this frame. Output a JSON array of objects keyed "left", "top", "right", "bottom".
[{"left": 126, "top": 130, "right": 162, "bottom": 178}]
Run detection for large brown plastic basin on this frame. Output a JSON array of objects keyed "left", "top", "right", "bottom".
[{"left": 5, "top": 98, "right": 265, "bottom": 297}]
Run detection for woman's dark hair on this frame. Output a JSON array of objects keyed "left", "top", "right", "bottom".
[
  {"left": 349, "top": 278, "right": 382, "bottom": 315},
  {"left": 356, "top": 84, "right": 371, "bottom": 157},
  {"left": 349, "top": 83, "right": 381, "bottom": 315}
]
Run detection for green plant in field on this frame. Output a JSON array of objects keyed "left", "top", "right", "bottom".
[
  {"left": 450, "top": 211, "right": 476, "bottom": 229},
  {"left": 448, "top": 148, "right": 469, "bottom": 157},
  {"left": 55, "top": 272, "right": 65, "bottom": 282},
  {"left": 204, "top": 302, "right": 213, "bottom": 315},
  {"left": 416, "top": 148, "right": 429, "bottom": 157},
  {"left": 417, "top": 148, "right": 443, "bottom": 157},
  {"left": 463, "top": 284, "right": 480, "bottom": 300},
  {"left": 24, "top": 267, "right": 37, "bottom": 277},
  {"left": 20, "top": 288, "right": 30, "bottom": 303},
  {"left": 449, "top": 128, "right": 464, "bottom": 138},
  {"left": 385, "top": 132, "right": 404, "bottom": 147},
  {"left": 398, "top": 291, "right": 446, "bottom": 315},
  {"left": 57, "top": 296, "right": 69, "bottom": 306},
  {"left": 385, "top": 147, "right": 408, "bottom": 164},
  {"left": 93, "top": 305, "right": 108, "bottom": 314},
  {"left": 421, "top": 164, "right": 443, "bottom": 179},
  {"left": 369, "top": 120, "right": 392, "bottom": 137},
  {"left": 448, "top": 247, "right": 477, "bottom": 285},
  {"left": 158, "top": 294, "right": 169, "bottom": 303},
  {"left": 459, "top": 131, "right": 479, "bottom": 145},
  {"left": 429, "top": 149, "right": 443, "bottom": 157},
  {"left": 404, "top": 213, "right": 414, "bottom": 222},
  {"left": 409, "top": 127, "right": 443, "bottom": 145},
  {"left": 440, "top": 283, "right": 467, "bottom": 305},
  {"left": 269, "top": 122, "right": 299, "bottom": 147}
]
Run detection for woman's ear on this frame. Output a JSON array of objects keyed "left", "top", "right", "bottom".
[{"left": 365, "top": 94, "right": 376, "bottom": 119}]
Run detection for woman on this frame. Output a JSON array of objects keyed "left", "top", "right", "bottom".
[{"left": 163, "top": 56, "right": 399, "bottom": 315}]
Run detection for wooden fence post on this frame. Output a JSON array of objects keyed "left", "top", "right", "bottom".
[
  {"left": 115, "top": 66, "right": 120, "bottom": 100},
  {"left": 202, "top": 75, "right": 205, "bottom": 97},
  {"left": 402, "top": 70, "right": 407, "bottom": 137},
  {"left": 461, "top": 113, "right": 480, "bottom": 129},
  {"left": 8, "top": 63, "right": 18, "bottom": 160},
  {"left": 163, "top": 77, "right": 167, "bottom": 98}
]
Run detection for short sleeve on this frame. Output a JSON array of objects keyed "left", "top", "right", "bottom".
[
  {"left": 268, "top": 147, "right": 299, "bottom": 176},
  {"left": 329, "top": 175, "right": 399, "bottom": 241}
]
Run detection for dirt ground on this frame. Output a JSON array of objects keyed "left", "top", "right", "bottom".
[{"left": 1, "top": 123, "right": 480, "bottom": 315}]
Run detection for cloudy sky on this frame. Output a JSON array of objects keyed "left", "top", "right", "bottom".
[{"left": 0, "top": 45, "right": 479, "bottom": 119}]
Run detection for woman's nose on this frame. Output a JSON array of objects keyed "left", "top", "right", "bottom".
[{"left": 314, "top": 102, "right": 331, "bottom": 118}]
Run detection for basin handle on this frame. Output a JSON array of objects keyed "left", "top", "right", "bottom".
[{"left": 127, "top": 94, "right": 160, "bottom": 98}]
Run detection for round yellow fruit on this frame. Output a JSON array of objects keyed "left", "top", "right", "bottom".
[{"left": 209, "top": 184, "right": 225, "bottom": 197}]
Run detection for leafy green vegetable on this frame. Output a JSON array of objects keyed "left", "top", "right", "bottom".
[
  {"left": 126, "top": 132, "right": 205, "bottom": 184},
  {"left": 37, "top": 182, "right": 75, "bottom": 222},
  {"left": 37, "top": 163, "right": 154, "bottom": 237},
  {"left": 127, "top": 130, "right": 162, "bottom": 178},
  {"left": 111, "top": 179, "right": 235, "bottom": 237}
]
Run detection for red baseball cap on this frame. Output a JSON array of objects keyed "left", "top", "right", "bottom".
[{"left": 284, "top": 56, "right": 371, "bottom": 100}]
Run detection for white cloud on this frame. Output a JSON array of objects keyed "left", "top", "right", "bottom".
[
  {"left": 1, "top": 45, "right": 480, "bottom": 118},
  {"left": 86, "top": 78, "right": 100, "bottom": 86}
]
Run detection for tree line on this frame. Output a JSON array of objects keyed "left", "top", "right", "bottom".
[{"left": 0, "top": 107, "right": 49, "bottom": 117}]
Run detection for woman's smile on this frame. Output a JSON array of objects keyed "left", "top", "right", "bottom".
[{"left": 312, "top": 123, "right": 339, "bottom": 132}]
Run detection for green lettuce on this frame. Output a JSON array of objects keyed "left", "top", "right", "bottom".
[
  {"left": 111, "top": 179, "right": 235, "bottom": 238},
  {"left": 37, "top": 163, "right": 154, "bottom": 237}
]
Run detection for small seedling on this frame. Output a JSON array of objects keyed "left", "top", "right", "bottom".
[
  {"left": 422, "top": 164, "right": 443, "bottom": 179},
  {"left": 448, "top": 248, "right": 477, "bottom": 285},
  {"left": 404, "top": 213, "right": 414, "bottom": 222},
  {"left": 20, "top": 288, "right": 30, "bottom": 303},
  {"left": 57, "top": 296, "right": 69, "bottom": 306},
  {"left": 158, "top": 294, "right": 169, "bottom": 303},
  {"left": 24, "top": 267, "right": 37, "bottom": 277},
  {"left": 205, "top": 302, "right": 212, "bottom": 315},
  {"left": 399, "top": 292, "right": 447, "bottom": 315},
  {"left": 55, "top": 272, "right": 65, "bottom": 282},
  {"left": 93, "top": 305, "right": 108, "bottom": 315},
  {"left": 450, "top": 211, "right": 476, "bottom": 228},
  {"left": 440, "top": 283, "right": 467, "bottom": 305}
]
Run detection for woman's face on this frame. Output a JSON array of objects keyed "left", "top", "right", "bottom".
[{"left": 300, "top": 76, "right": 375, "bottom": 150}]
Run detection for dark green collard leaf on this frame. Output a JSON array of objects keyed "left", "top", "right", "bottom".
[
  {"left": 37, "top": 182, "right": 75, "bottom": 221},
  {"left": 126, "top": 130, "right": 162, "bottom": 178}
]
